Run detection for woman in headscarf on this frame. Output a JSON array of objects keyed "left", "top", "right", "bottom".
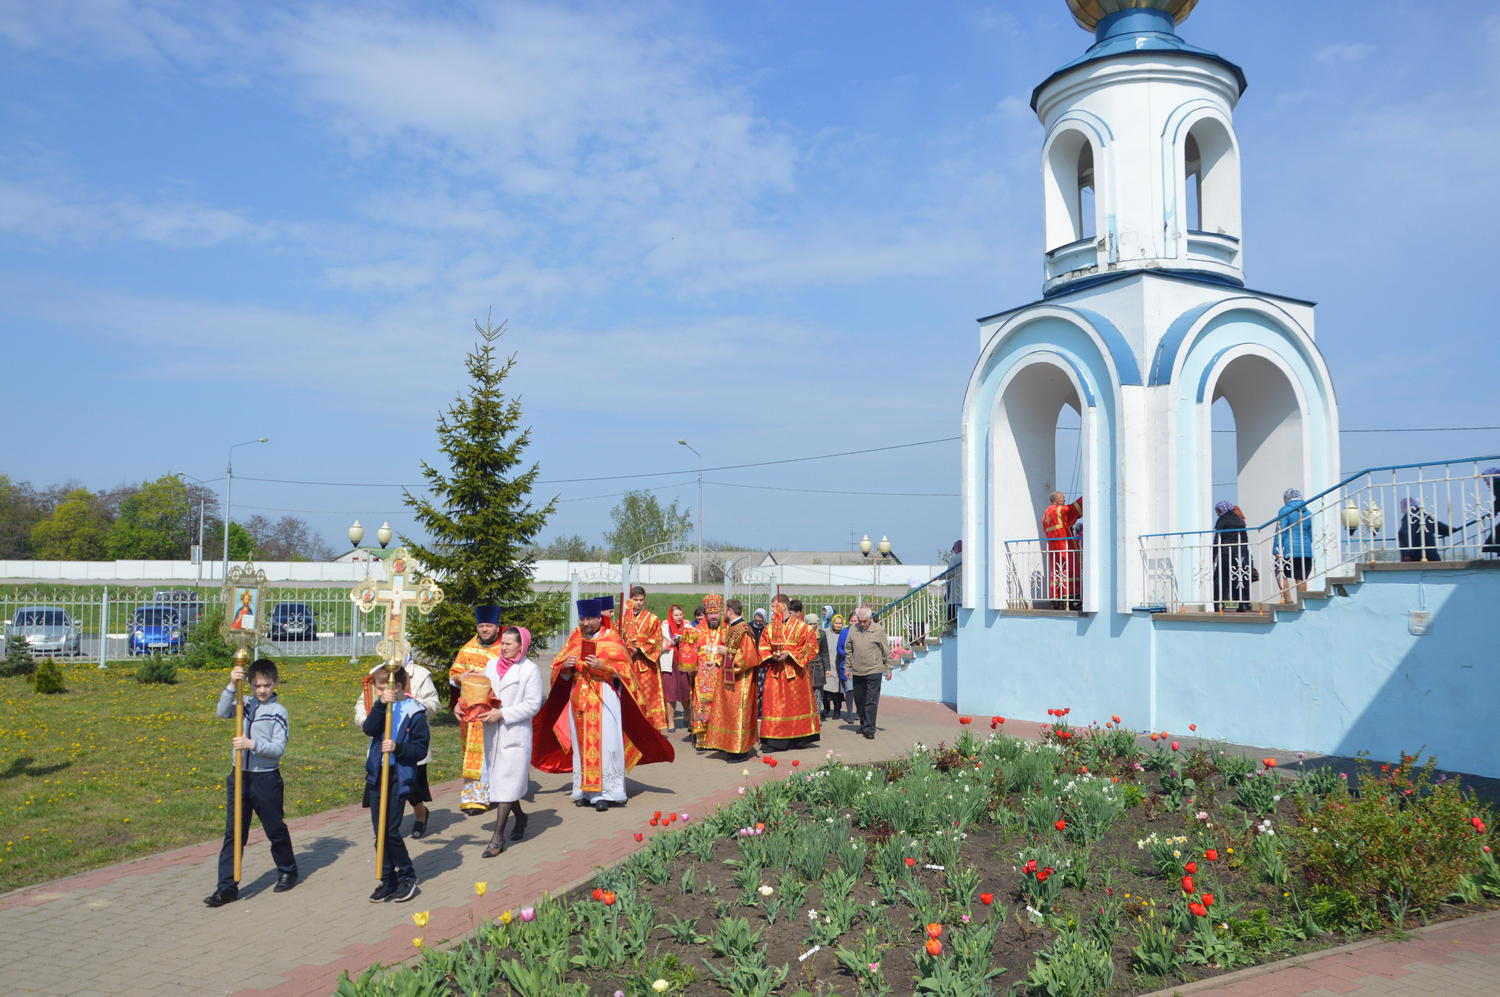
[
  {"left": 479, "top": 626, "right": 543, "bottom": 857},
  {"left": 1274, "top": 488, "right": 1314, "bottom": 603},
  {"left": 1397, "top": 497, "right": 1454, "bottom": 562},
  {"left": 1482, "top": 468, "right": 1500, "bottom": 556},
  {"left": 1212, "top": 500, "right": 1252, "bottom": 612},
  {"left": 749, "top": 608, "right": 767, "bottom": 643},
  {"left": 821, "top": 614, "right": 849, "bottom": 719},
  {"left": 659, "top": 604, "right": 693, "bottom": 731}
]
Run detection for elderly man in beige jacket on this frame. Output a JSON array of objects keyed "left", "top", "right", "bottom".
[{"left": 843, "top": 607, "right": 891, "bottom": 740}]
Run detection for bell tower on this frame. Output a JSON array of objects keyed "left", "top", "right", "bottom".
[{"left": 1036, "top": 1, "right": 1246, "bottom": 295}]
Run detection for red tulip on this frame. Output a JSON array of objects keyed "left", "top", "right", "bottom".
[
  {"left": 959, "top": 716, "right": 972, "bottom": 725},
  {"left": 1036, "top": 869, "right": 1050, "bottom": 882},
  {"left": 1022, "top": 859, "right": 1038, "bottom": 874},
  {"left": 1170, "top": 741, "right": 1180, "bottom": 752},
  {"left": 904, "top": 857, "right": 917, "bottom": 867},
  {"left": 1202, "top": 892, "right": 1215, "bottom": 907},
  {"left": 633, "top": 832, "right": 644, "bottom": 842},
  {"left": 1111, "top": 714, "right": 1121, "bottom": 724},
  {"left": 768, "top": 758, "right": 778, "bottom": 767},
  {"left": 602, "top": 890, "right": 616, "bottom": 905},
  {"left": 649, "top": 818, "right": 659, "bottom": 827},
  {"left": 1470, "top": 817, "right": 1486, "bottom": 832},
  {"left": 1188, "top": 901, "right": 1208, "bottom": 917},
  {"left": 1054, "top": 819, "right": 1067, "bottom": 831},
  {"left": 1150, "top": 733, "right": 1159, "bottom": 741},
  {"left": 1263, "top": 758, "right": 1277, "bottom": 768},
  {"left": 925, "top": 922, "right": 942, "bottom": 939},
  {"left": 1188, "top": 723, "right": 1197, "bottom": 731},
  {"left": 979, "top": 892, "right": 994, "bottom": 905},
  {"left": 755, "top": 822, "right": 766, "bottom": 832},
  {"left": 925, "top": 938, "right": 942, "bottom": 956},
  {"left": 591, "top": 888, "right": 604, "bottom": 901},
  {"left": 1047, "top": 709, "right": 1056, "bottom": 716},
  {"left": 792, "top": 759, "right": 800, "bottom": 767},
  {"left": 995, "top": 716, "right": 1005, "bottom": 724},
  {"left": 1184, "top": 861, "right": 1197, "bottom": 874},
  {"left": 1204, "top": 848, "right": 1219, "bottom": 862},
  {"left": 1181, "top": 875, "right": 1195, "bottom": 894},
  {"left": 652, "top": 811, "right": 662, "bottom": 819}
]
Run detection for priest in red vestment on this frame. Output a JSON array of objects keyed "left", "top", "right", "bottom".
[
  {"left": 620, "top": 585, "right": 669, "bottom": 731},
  {"left": 757, "top": 595, "right": 821, "bottom": 751},
  {"left": 688, "top": 594, "right": 761, "bottom": 756},
  {"left": 1042, "top": 491, "right": 1084, "bottom": 609},
  {"left": 532, "top": 597, "right": 673, "bottom": 811}
]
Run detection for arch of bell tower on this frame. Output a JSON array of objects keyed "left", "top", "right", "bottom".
[{"left": 1034, "top": 3, "right": 1246, "bottom": 295}]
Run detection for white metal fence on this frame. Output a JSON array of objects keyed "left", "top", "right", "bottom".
[
  {"left": 1002, "top": 538, "right": 1083, "bottom": 610},
  {"left": 0, "top": 583, "right": 385, "bottom": 666},
  {"left": 1139, "top": 457, "right": 1500, "bottom": 612}
]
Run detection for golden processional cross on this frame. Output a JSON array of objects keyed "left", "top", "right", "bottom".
[{"left": 348, "top": 547, "right": 443, "bottom": 879}]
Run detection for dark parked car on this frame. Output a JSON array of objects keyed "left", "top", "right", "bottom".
[
  {"left": 128, "top": 606, "right": 185, "bottom": 655},
  {"left": 268, "top": 602, "right": 318, "bottom": 641}
]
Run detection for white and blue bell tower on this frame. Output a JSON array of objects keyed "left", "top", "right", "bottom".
[{"left": 959, "top": 0, "right": 1340, "bottom": 619}]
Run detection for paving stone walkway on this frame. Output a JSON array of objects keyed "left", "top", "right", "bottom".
[{"left": 0, "top": 697, "right": 1495, "bottom": 996}]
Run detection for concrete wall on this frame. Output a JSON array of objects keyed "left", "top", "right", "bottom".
[{"left": 954, "top": 564, "right": 1500, "bottom": 778}]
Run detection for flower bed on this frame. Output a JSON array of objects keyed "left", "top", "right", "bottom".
[{"left": 338, "top": 716, "right": 1498, "bottom": 996}]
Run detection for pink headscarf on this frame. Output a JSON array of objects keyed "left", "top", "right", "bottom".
[{"left": 494, "top": 625, "right": 531, "bottom": 681}]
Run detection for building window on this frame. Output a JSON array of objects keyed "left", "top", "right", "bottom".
[
  {"left": 1183, "top": 119, "right": 1239, "bottom": 238},
  {"left": 1044, "top": 129, "right": 1098, "bottom": 250}
]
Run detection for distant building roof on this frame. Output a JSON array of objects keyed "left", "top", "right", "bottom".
[
  {"left": 334, "top": 547, "right": 400, "bottom": 564},
  {"left": 758, "top": 549, "right": 903, "bottom": 567}
]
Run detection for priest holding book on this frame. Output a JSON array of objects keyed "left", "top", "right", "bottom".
[
  {"left": 757, "top": 594, "right": 821, "bottom": 751},
  {"left": 532, "top": 597, "right": 673, "bottom": 810}
]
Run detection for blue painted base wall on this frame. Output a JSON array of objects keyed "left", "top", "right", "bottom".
[
  {"left": 885, "top": 636, "right": 959, "bottom": 706},
  {"left": 953, "top": 566, "right": 1500, "bottom": 777}
]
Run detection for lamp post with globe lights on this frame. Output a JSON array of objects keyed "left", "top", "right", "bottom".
[
  {"left": 347, "top": 519, "right": 393, "bottom": 662},
  {"left": 678, "top": 439, "right": 704, "bottom": 583}
]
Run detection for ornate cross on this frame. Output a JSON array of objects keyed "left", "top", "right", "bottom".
[{"left": 349, "top": 547, "right": 444, "bottom": 667}]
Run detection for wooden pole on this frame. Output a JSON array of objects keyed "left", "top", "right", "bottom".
[
  {"left": 374, "top": 659, "right": 395, "bottom": 882},
  {"left": 231, "top": 643, "right": 249, "bottom": 883}
]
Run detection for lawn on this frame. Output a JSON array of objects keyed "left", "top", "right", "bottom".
[
  {"left": 337, "top": 719, "right": 1500, "bottom": 996},
  {"left": 0, "top": 656, "right": 462, "bottom": 894}
]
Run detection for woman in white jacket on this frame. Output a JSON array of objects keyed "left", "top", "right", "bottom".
[{"left": 479, "top": 626, "right": 544, "bottom": 857}]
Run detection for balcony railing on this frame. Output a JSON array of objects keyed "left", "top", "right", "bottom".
[
  {"left": 1002, "top": 538, "right": 1084, "bottom": 611},
  {"left": 1139, "top": 456, "right": 1500, "bottom": 612}
]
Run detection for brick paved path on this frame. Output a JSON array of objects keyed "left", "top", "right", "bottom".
[{"left": 1, "top": 698, "right": 1495, "bottom": 996}]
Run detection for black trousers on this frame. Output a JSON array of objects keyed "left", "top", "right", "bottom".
[
  {"left": 852, "top": 674, "right": 883, "bottom": 735},
  {"left": 370, "top": 782, "right": 413, "bottom": 883},
  {"left": 217, "top": 770, "right": 297, "bottom": 891},
  {"left": 820, "top": 690, "right": 843, "bottom": 715}
]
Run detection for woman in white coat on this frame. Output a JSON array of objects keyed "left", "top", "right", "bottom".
[{"left": 479, "top": 626, "right": 543, "bottom": 857}]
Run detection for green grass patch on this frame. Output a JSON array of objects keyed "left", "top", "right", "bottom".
[{"left": 0, "top": 655, "right": 460, "bottom": 893}]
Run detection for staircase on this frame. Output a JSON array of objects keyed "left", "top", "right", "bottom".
[{"left": 872, "top": 563, "right": 960, "bottom": 669}]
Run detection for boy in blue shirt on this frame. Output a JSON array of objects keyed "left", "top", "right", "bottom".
[
  {"left": 205, "top": 658, "right": 298, "bottom": 907},
  {"left": 363, "top": 666, "right": 429, "bottom": 902}
]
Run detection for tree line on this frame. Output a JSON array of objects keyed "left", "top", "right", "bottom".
[{"left": 0, "top": 472, "right": 333, "bottom": 562}]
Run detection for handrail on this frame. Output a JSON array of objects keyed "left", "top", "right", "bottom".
[
  {"left": 1139, "top": 453, "right": 1500, "bottom": 538},
  {"left": 873, "top": 563, "right": 959, "bottom": 621}
]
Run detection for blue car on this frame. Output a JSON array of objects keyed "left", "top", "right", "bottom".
[{"left": 128, "top": 606, "right": 185, "bottom": 655}]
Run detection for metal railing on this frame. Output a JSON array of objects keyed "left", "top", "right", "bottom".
[
  {"left": 1001, "top": 538, "right": 1084, "bottom": 611},
  {"left": 0, "top": 583, "right": 386, "bottom": 666},
  {"left": 873, "top": 563, "right": 960, "bottom": 658},
  {"left": 1139, "top": 456, "right": 1500, "bottom": 612}
]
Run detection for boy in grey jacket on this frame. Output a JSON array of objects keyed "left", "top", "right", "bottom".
[{"left": 204, "top": 658, "right": 299, "bottom": 907}]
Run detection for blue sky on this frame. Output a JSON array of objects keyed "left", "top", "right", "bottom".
[{"left": 3, "top": 1, "right": 1498, "bottom": 563}]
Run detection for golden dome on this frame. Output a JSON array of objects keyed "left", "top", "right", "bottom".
[{"left": 1066, "top": 0, "right": 1199, "bottom": 31}]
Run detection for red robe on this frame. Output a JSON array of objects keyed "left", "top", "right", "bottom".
[
  {"left": 531, "top": 628, "right": 673, "bottom": 790},
  {"left": 757, "top": 614, "right": 820, "bottom": 742},
  {"left": 620, "top": 606, "right": 668, "bottom": 731},
  {"left": 1043, "top": 497, "right": 1084, "bottom": 602},
  {"left": 692, "top": 620, "right": 761, "bottom": 754}
]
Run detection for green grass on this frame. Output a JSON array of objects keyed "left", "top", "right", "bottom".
[{"left": 0, "top": 655, "right": 460, "bottom": 893}]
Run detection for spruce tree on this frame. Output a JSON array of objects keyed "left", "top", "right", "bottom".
[{"left": 404, "top": 314, "right": 564, "bottom": 663}]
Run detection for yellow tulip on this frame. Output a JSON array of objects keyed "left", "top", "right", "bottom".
[
  {"left": 475, "top": 880, "right": 488, "bottom": 896},
  {"left": 412, "top": 910, "right": 430, "bottom": 927},
  {"left": 412, "top": 937, "right": 423, "bottom": 948},
  {"left": 499, "top": 910, "right": 513, "bottom": 924}
]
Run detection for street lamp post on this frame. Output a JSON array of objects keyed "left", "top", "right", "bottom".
[
  {"left": 347, "top": 520, "right": 392, "bottom": 663},
  {"left": 222, "top": 437, "right": 269, "bottom": 581},
  {"left": 678, "top": 439, "right": 703, "bottom": 584}
]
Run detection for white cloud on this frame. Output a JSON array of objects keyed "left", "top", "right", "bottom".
[
  {"left": 1313, "top": 41, "right": 1375, "bottom": 65},
  {"left": 0, "top": 177, "right": 264, "bottom": 247}
]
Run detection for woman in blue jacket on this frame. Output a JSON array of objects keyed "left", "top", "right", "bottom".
[{"left": 1274, "top": 489, "right": 1314, "bottom": 604}]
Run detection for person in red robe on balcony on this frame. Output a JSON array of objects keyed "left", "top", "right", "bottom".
[{"left": 1042, "top": 491, "right": 1083, "bottom": 609}]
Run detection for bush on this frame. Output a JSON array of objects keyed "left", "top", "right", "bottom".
[
  {"left": 1288, "top": 751, "right": 1493, "bottom": 919},
  {"left": 180, "top": 619, "right": 234, "bottom": 670},
  {"left": 135, "top": 656, "right": 178, "bottom": 685},
  {"left": 0, "top": 637, "right": 37, "bottom": 678},
  {"left": 32, "top": 657, "right": 66, "bottom": 694}
]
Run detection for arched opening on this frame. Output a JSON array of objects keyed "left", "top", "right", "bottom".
[
  {"left": 1209, "top": 355, "right": 1304, "bottom": 530},
  {"left": 1209, "top": 395, "right": 1236, "bottom": 509},
  {"left": 991, "top": 361, "right": 1087, "bottom": 608},
  {"left": 1044, "top": 129, "right": 1098, "bottom": 250},
  {"left": 1184, "top": 118, "right": 1239, "bottom": 238}
]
